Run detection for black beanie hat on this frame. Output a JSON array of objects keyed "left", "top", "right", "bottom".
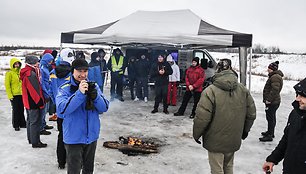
[
  {"left": 91, "top": 52, "right": 99, "bottom": 60},
  {"left": 71, "top": 58, "right": 89, "bottom": 72},
  {"left": 192, "top": 57, "right": 200, "bottom": 66},
  {"left": 216, "top": 58, "right": 232, "bottom": 73},
  {"left": 268, "top": 61, "right": 279, "bottom": 71},
  {"left": 294, "top": 78, "right": 306, "bottom": 97}
]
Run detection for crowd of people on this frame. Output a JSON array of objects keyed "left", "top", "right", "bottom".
[{"left": 4, "top": 47, "right": 306, "bottom": 173}]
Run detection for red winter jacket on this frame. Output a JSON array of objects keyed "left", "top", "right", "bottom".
[
  {"left": 20, "top": 65, "right": 44, "bottom": 109},
  {"left": 185, "top": 65, "right": 205, "bottom": 92}
]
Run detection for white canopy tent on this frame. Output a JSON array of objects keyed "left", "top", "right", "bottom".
[{"left": 61, "top": 9, "right": 252, "bottom": 85}]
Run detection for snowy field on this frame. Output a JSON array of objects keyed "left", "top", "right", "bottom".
[{"left": 0, "top": 50, "right": 305, "bottom": 174}]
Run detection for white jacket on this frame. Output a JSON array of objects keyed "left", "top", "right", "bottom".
[{"left": 169, "top": 63, "right": 180, "bottom": 82}]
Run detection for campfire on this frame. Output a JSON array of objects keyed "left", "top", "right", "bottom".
[{"left": 103, "top": 136, "right": 159, "bottom": 155}]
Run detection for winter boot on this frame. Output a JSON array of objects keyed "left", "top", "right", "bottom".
[
  {"left": 259, "top": 135, "right": 273, "bottom": 142},
  {"left": 49, "top": 114, "right": 58, "bottom": 121},
  {"left": 174, "top": 112, "right": 184, "bottom": 116},
  {"left": 163, "top": 109, "right": 169, "bottom": 114},
  {"left": 151, "top": 109, "right": 158, "bottom": 114},
  {"left": 261, "top": 131, "right": 275, "bottom": 138}
]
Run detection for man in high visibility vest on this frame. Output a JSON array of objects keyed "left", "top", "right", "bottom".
[{"left": 106, "top": 48, "right": 127, "bottom": 101}]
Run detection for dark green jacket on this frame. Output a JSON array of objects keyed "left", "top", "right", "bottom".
[
  {"left": 193, "top": 70, "right": 256, "bottom": 153},
  {"left": 263, "top": 70, "right": 284, "bottom": 105}
]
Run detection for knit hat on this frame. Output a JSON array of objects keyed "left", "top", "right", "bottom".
[
  {"left": 216, "top": 58, "right": 232, "bottom": 73},
  {"left": 43, "top": 49, "right": 52, "bottom": 55},
  {"left": 91, "top": 52, "right": 99, "bottom": 60},
  {"left": 71, "top": 58, "right": 89, "bottom": 71},
  {"left": 268, "top": 61, "right": 279, "bottom": 71},
  {"left": 294, "top": 78, "right": 306, "bottom": 97},
  {"left": 166, "top": 54, "right": 173, "bottom": 62},
  {"left": 25, "top": 56, "right": 39, "bottom": 65},
  {"left": 192, "top": 57, "right": 200, "bottom": 66}
]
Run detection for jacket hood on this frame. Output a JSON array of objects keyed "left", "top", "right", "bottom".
[
  {"left": 10, "top": 58, "right": 22, "bottom": 70},
  {"left": 213, "top": 70, "right": 238, "bottom": 91},
  {"left": 40, "top": 53, "right": 54, "bottom": 66},
  {"left": 20, "top": 65, "right": 35, "bottom": 81},
  {"left": 55, "top": 64, "right": 71, "bottom": 78},
  {"left": 269, "top": 70, "right": 284, "bottom": 77}
]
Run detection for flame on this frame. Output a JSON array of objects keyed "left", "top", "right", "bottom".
[{"left": 128, "top": 137, "right": 142, "bottom": 146}]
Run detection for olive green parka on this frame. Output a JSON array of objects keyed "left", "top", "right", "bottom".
[
  {"left": 193, "top": 70, "right": 256, "bottom": 153},
  {"left": 263, "top": 70, "right": 284, "bottom": 105}
]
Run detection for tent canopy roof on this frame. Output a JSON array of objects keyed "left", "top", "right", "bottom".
[{"left": 61, "top": 9, "right": 252, "bottom": 49}]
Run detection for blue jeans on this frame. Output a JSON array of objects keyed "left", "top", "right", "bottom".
[{"left": 40, "top": 101, "right": 49, "bottom": 131}]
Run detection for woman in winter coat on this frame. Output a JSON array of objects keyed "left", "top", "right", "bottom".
[
  {"left": 5, "top": 58, "right": 26, "bottom": 131},
  {"left": 166, "top": 54, "right": 180, "bottom": 106},
  {"left": 260, "top": 61, "right": 284, "bottom": 142}
]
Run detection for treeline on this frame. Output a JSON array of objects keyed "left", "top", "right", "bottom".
[
  {"left": 0, "top": 45, "right": 60, "bottom": 51},
  {"left": 208, "top": 44, "right": 305, "bottom": 55}
]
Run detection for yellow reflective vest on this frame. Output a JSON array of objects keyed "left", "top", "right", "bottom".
[{"left": 111, "top": 55, "right": 124, "bottom": 74}]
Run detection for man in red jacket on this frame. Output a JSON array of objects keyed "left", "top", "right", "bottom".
[
  {"left": 174, "top": 57, "right": 205, "bottom": 118},
  {"left": 20, "top": 56, "right": 47, "bottom": 148}
]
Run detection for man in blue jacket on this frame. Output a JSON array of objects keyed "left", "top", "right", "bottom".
[{"left": 56, "top": 58, "right": 109, "bottom": 174}]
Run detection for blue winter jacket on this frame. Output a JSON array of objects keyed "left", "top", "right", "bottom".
[
  {"left": 40, "top": 53, "right": 54, "bottom": 99},
  {"left": 56, "top": 77, "right": 109, "bottom": 144},
  {"left": 88, "top": 66, "right": 104, "bottom": 90},
  {"left": 48, "top": 63, "right": 71, "bottom": 104}
]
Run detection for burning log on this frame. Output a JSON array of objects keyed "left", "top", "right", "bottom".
[{"left": 103, "top": 136, "right": 159, "bottom": 155}]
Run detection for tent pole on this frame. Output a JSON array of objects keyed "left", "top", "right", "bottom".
[
  {"left": 239, "top": 47, "right": 247, "bottom": 86},
  {"left": 248, "top": 47, "right": 252, "bottom": 90}
]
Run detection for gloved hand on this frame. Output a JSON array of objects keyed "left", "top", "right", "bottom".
[
  {"left": 194, "top": 138, "right": 201, "bottom": 144},
  {"left": 87, "top": 88, "right": 97, "bottom": 100},
  {"left": 242, "top": 131, "right": 248, "bottom": 140}
]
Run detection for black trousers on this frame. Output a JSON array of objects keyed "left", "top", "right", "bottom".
[
  {"left": 110, "top": 73, "right": 123, "bottom": 99},
  {"left": 57, "top": 118, "right": 66, "bottom": 166},
  {"left": 265, "top": 103, "right": 280, "bottom": 136},
  {"left": 178, "top": 91, "right": 201, "bottom": 115},
  {"left": 48, "top": 100, "right": 56, "bottom": 115},
  {"left": 10, "top": 95, "right": 26, "bottom": 128},
  {"left": 154, "top": 85, "right": 168, "bottom": 110},
  {"left": 136, "top": 77, "right": 149, "bottom": 99},
  {"left": 65, "top": 141, "right": 97, "bottom": 174},
  {"left": 129, "top": 76, "right": 137, "bottom": 99}
]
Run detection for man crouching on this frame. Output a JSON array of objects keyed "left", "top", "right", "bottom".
[{"left": 56, "top": 58, "right": 109, "bottom": 174}]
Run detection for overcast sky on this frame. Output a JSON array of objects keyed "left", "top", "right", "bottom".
[{"left": 1, "top": 0, "right": 305, "bottom": 53}]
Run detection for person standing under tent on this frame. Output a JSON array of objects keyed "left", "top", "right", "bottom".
[
  {"left": 107, "top": 48, "right": 127, "bottom": 102},
  {"left": 166, "top": 54, "right": 180, "bottom": 106},
  {"left": 127, "top": 56, "right": 138, "bottom": 100},
  {"left": 135, "top": 53, "right": 151, "bottom": 102},
  {"left": 5, "top": 58, "right": 26, "bottom": 131},
  {"left": 20, "top": 56, "right": 47, "bottom": 148},
  {"left": 260, "top": 61, "right": 284, "bottom": 142},
  {"left": 98, "top": 48, "right": 108, "bottom": 93},
  {"left": 174, "top": 57, "right": 205, "bottom": 118},
  {"left": 150, "top": 54, "right": 173, "bottom": 114}
]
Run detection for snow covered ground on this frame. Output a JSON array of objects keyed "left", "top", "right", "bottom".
[{"left": 0, "top": 51, "right": 305, "bottom": 173}]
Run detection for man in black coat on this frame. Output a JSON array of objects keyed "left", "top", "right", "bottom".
[
  {"left": 150, "top": 54, "right": 173, "bottom": 114},
  {"left": 262, "top": 78, "right": 306, "bottom": 174}
]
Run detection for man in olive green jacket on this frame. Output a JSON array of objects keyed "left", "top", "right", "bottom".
[
  {"left": 5, "top": 58, "right": 26, "bottom": 131},
  {"left": 193, "top": 59, "right": 256, "bottom": 174},
  {"left": 260, "top": 61, "right": 283, "bottom": 142}
]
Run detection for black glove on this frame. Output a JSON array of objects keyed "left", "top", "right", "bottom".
[
  {"left": 242, "top": 131, "right": 248, "bottom": 140},
  {"left": 87, "top": 88, "right": 97, "bottom": 100},
  {"left": 194, "top": 138, "right": 201, "bottom": 144}
]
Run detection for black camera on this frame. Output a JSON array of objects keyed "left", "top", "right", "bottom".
[{"left": 85, "top": 81, "right": 97, "bottom": 110}]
